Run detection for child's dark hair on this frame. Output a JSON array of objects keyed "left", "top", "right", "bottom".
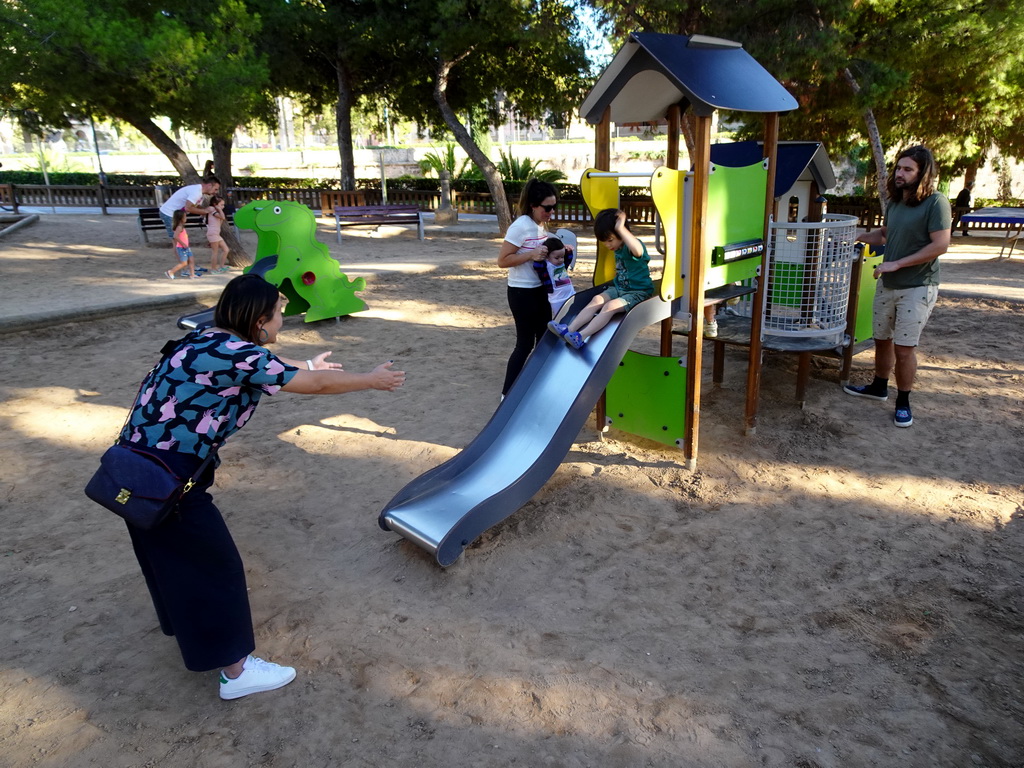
[
  {"left": 214, "top": 273, "right": 281, "bottom": 344},
  {"left": 594, "top": 208, "right": 626, "bottom": 241},
  {"left": 209, "top": 195, "right": 223, "bottom": 207},
  {"left": 543, "top": 237, "right": 564, "bottom": 255},
  {"left": 172, "top": 209, "right": 187, "bottom": 230},
  {"left": 536, "top": 239, "right": 577, "bottom": 280},
  {"left": 516, "top": 178, "right": 559, "bottom": 217}
]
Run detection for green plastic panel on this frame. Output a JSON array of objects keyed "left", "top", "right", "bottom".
[
  {"left": 606, "top": 350, "right": 687, "bottom": 448},
  {"left": 854, "top": 250, "right": 884, "bottom": 344},
  {"left": 704, "top": 255, "right": 760, "bottom": 288},
  {"left": 706, "top": 162, "right": 766, "bottom": 248},
  {"left": 703, "top": 160, "right": 767, "bottom": 290}
]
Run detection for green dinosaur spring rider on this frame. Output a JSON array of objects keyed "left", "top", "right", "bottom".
[{"left": 234, "top": 199, "right": 367, "bottom": 322}]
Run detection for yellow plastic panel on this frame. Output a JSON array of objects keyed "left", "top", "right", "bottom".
[
  {"left": 579, "top": 168, "right": 620, "bottom": 286},
  {"left": 650, "top": 166, "right": 687, "bottom": 302}
]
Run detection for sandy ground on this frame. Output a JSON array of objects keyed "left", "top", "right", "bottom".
[{"left": 1, "top": 214, "right": 1023, "bottom": 767}]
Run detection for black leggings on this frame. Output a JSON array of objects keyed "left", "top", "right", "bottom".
[{"left": 503, "top": 285, "right": 551, "bottom": 394}]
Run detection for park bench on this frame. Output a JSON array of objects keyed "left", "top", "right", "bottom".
[
  {"left": 0, "top": 184, "right": 16, "bottom": 213},
  {"left": 137, "top": 207, "right": 235, "bottom": 244},
  {"left": 333, "top": 204, "right": 425, "bottom": 243}
]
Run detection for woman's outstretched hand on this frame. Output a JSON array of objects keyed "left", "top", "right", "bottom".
[
  {"left": 371, "top": 361, "right": 405, "bottom": 391},
  {"left": 310, "top": 351, "right": 343, "bottom": 370}
]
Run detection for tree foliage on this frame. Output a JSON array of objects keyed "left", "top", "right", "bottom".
[
  {"left": 589, "top": 0, "right": 1024, "bottom": 194},
  {"left": 0, "top": 0, "right": 273, "bottom": 180},
  {"left": 363, "top": 0, "right": 592, "bottom": 231},
  {"left": 495, "top": 149, "right": 567, "bottom": 182}
]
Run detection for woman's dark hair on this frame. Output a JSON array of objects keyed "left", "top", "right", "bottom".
[
  {"left": 516, "top": 178, "right": 559, "bottom": 218},
  {"left": 886, "top": 145, "right": 938, "bottom": 206},
  {"left": 593, "top": 208, "right": 627, "bottom": 241},
  {"left": 214, "top": 273, "right": 280, "bottom": 344}
]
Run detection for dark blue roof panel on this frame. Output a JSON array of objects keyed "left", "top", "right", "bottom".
[
  {"left": 581, "top": 33, "right": 798, "bottom": 123},
  {"left": 710, "top": 141, "right": 836, "bottom": 197}
]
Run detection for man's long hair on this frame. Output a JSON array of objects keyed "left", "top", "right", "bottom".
[{"left": 886, "top": 145, "right": 938, "bottom": 206}]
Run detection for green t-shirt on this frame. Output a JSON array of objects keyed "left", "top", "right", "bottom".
[
  {"left": 614, "top": 240, "right": 654, "bottom": 296},
  {"left": 881, "top": 192, "right": 951, "bottom": 289}
]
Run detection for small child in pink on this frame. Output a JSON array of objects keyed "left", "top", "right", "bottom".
[
  {"left": 206, "top": 196, "right": 230, "bottom": 273},
  {"left": 165, "top": 209, "right": 199, "bottom": 280}
]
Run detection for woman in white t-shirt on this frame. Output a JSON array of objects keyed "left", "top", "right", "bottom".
[{"left": 496, "top": 179, "right": 559, "bottom": 395}]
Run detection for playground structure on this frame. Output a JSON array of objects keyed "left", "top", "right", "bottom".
[
  {"left": 235, "top": 199, "right": 367, "bottom": 322},
  {"left": 176, "top": 200, "right": 367, "bottom": 331},
  {"left": 380, "top": 33, "right": 879, "bottom": 566},
  {"left": 576, "top": 34, "right": 874, "bottom": 461}
]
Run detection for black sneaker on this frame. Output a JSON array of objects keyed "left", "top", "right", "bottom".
[
  {"left": 894, "top": 405, "right": 913, "bottom": 428},
  {"left": 843, "top": 383, "right": 888, "bottom": 401}
]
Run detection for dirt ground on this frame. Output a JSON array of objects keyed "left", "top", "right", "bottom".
[{"left": 1, "top": 214, "right": 1023, "bottom": 767}]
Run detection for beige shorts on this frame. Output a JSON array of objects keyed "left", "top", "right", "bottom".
[{"left": 872, "top": 283, "right": 938, "bottom": 346}]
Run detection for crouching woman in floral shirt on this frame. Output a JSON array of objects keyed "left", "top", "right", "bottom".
[{"left": 120, "top": 273, "right": 404, "bottom": 700}]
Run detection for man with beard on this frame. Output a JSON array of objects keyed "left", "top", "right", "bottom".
[{"left": 843, "top": 146, "right": 951, "bottom": 428}]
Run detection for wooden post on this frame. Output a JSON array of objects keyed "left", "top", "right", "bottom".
[
  {"left": 594, "top": 105, "right": 612, "bottom": 434},
  {"left": 839, "top": 250, "right": 865, "bottom": 385},
  {"left": 683, "top": 113, "right": 713, "bottom": 469},
  {"left": 666, "top": 104, "right": 681, "bottom": 170},
  {"left": 595, "top": 107, "right": 611, "bottom": 171},
  {"left": 661, "top": 104, "right": 682, "bottom": 357},
  {"left": 743, "top": 112, "right": 780, "bottom": 435}
]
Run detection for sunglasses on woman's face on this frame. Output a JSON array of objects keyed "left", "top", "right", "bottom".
[{"left": 537, "top": 204, "right": 556, "bottom": 212}]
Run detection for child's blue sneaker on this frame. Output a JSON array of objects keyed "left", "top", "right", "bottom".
[
  {"left": 564, "top": 331, "right": 585, "bottom": 350},
  {"left": 547, "top": 321, "right": 569, "bottom": 338}
]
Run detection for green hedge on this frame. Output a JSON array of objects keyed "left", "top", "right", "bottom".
[
  {"left": 0, "top": 171, "right": 185, "bottom": 186},
  {"left": 975, "top": 197, "right": 1024, "bottom": 208}
]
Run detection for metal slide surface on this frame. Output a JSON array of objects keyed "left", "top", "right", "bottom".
[{"left": 379, "top": 286, "right": 672, "bottom": 566}]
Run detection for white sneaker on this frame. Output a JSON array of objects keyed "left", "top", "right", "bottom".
[
  {"left": 219, "top": 655, "right": 296, "bottom": 700},
  {"left": 704, "top": 320, "right": 719, "bottom": 339}
]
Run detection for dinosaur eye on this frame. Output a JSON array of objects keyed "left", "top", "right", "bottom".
[{"left": 273, "top": 206, "right": 282, "bottom": 215}]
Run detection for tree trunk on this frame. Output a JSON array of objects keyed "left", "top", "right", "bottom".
[
  {"left": 120, "top": 112, "right": 200, "bottom": 182},
  {"left": 964, "top": 161, "right": 981, "bottom": 188},
  {"left": 434, "top": 58, "right": 511, "bottom": 234},
  {"left": 335, "top": 56, "right": 357, "bottom": 190},
  {"left": 211, "top": 136, "right": 234, "bottom": 190},
  {"left": 210, "top": 134, "right": 251, "bottom": 268},
  {"left": 680, "top": 111, "right": 697, "bottom": 158},
  {"left": 843, "top": 67, "right": 888, "bottom": 213}
]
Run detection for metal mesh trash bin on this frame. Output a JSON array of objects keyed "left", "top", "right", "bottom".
[{"left": 762, "top": 214, "right": 859, "bottom": 345}]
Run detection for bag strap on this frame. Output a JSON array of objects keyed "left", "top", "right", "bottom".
[{"left": 181, "top": 444, "right": 221, "bottom": 494}]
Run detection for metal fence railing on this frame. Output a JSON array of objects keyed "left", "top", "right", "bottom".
[{"left": 10, "top": 185, "right": 1002, "bottom": 236}]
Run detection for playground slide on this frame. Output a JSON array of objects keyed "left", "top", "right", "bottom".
[{"left": 379, "top": 285, "right": 673, "bottom": 566}]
